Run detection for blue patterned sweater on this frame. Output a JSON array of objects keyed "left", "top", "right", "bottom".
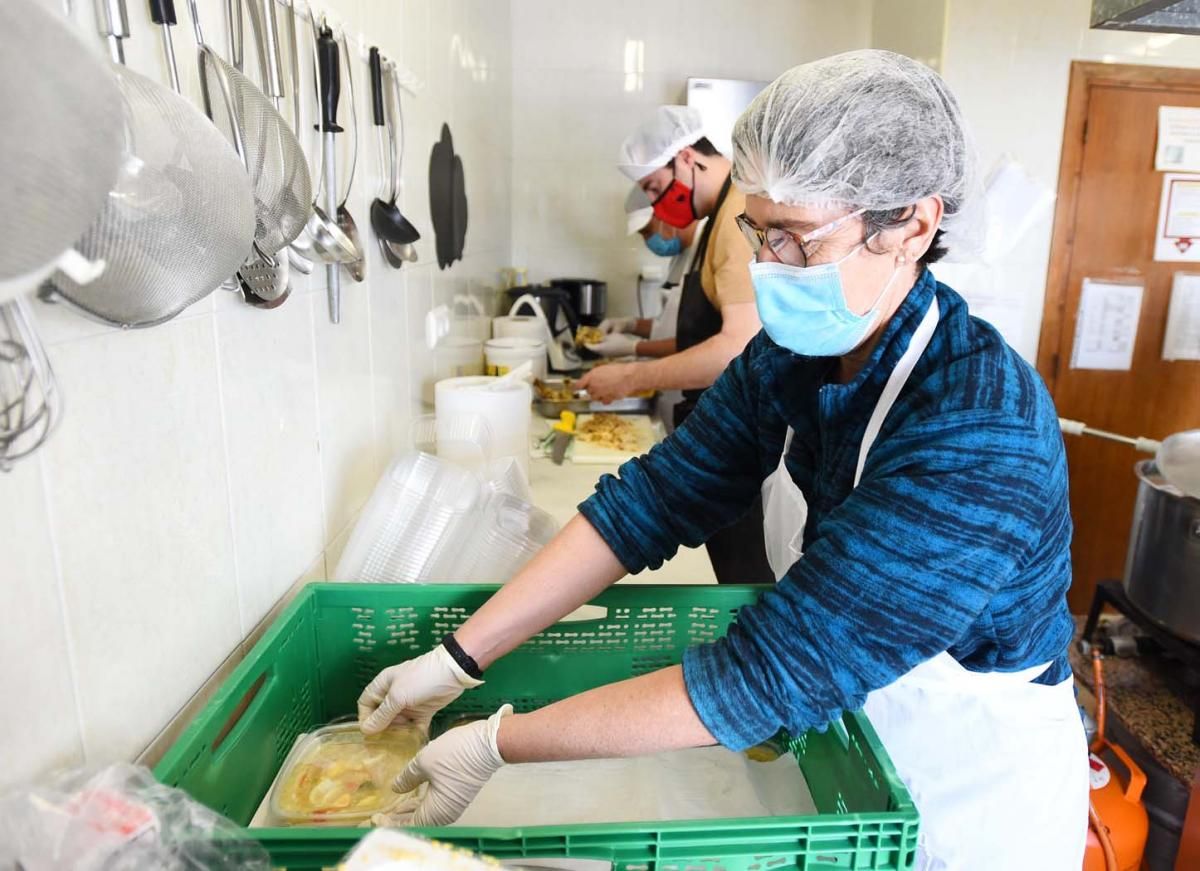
[{"left": 578, "top": 270, "right": 1075, "bottom": 750}]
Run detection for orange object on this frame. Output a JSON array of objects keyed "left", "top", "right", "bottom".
[{"left": 1083, "top": 650, "right": 1149, "bottom": 871}]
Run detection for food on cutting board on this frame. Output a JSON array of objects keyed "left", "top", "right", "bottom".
[
  {"left": 576, "top": 413, "right": 640, "bottom": 451},
  {"left": 273, "top": 724, "right": 425, "bottom": 822},
  {"left": 575, "top": 325, "right": 604, "bottom": 347}
]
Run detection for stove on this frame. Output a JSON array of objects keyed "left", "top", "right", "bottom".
[{"left": 1081, "top": 579, "right": 1200, "bottom": 744}]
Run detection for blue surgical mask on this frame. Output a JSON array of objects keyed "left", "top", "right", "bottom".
[
  {"left": 750, "top": 244, "right": 900, "bottom": 357},
  {"left": 645, "top": 233, "right": 683, "bottom": 257}
]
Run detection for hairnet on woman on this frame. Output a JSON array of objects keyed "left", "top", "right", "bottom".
[{"left": 357, "top": 50, "right": 1087, "bottom": 870}]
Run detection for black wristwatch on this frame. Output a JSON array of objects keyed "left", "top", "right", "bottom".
[{"left": 441, "top": 633, "right": 484, "bottom": 680}]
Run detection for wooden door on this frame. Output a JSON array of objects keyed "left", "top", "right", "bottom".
[{"left": 1041, "top": 63, "right": 1200, "bottom": 613}]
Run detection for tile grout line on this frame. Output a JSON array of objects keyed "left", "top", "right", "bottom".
[
  {"left": 35, "top": 451, "right": 89, "bottom": 765},
  {"left": 210, "top": 311, "right": 247, "bottom": 639},
  {"left": 365, "top": 274, "right": 381, "bottom": 480},
  {"left": 307, "top": 293, "right": 333, "bottom": 565}
]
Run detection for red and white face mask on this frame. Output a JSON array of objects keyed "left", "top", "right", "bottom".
[{"left": 651, "top": 159, "right": 697, "bottom": 229}]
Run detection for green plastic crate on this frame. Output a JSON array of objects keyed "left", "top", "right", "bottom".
[{"left": 154, "top": 583, "right": 917, "bottom": 870}]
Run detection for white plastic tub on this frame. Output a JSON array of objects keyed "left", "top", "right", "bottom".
[{"left": 485, "top": 337, "right": 546, "bottom": 381}]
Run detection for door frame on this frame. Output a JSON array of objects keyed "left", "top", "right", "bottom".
[{"left": 1037, "top": 60, "right": 1200, "bottom": 390}]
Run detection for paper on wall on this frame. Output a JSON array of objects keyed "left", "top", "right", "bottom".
[
  {"left": 978, "top": 157, "right": 1056, "bottom": 264},
  {"left": 1070, "top": 279, "right": 1144, "bottom": 371},
  {"left": 1155, "top": 174, "right": 1200, "bottom": 261},
  {"left": 1156, "top": 106, "right": 1200, "bottom": 172},
  {"left": 1164, "top": 272, "right": 1200, "bottom": 361}
]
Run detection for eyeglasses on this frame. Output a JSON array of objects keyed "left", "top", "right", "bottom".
[{"left": 735, "top": 208, "right": 866, "bottom": 267}]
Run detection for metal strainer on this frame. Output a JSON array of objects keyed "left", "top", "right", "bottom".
[
  {"left": 187, "top": 0, "right": 312, "bottom": 258},
  {"left": 0, "top": 0, "right": 122, "bottom": 294},
  {"left": 40, "top": 0, "right": 257, "bottom": 328}
]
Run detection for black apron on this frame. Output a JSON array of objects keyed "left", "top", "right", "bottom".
[
  {"left": 673, "top": 177, "right": 728, "bottom": 422},
  {"left": 671, "top": 177, "right": 773, "bottom": 585}
]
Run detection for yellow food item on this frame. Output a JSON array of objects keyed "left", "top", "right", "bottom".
[
  {"left": 575, "top": 326, "right": 604, "bottom": 347},
  {"left": 743, "top": 743, "right": 783, "bottom": 763},
  {"left": 533, "top": 379, "right": 576, "bottom": 402},
  {"left": 575, "top": 413, "right": 640, "bottom": 451},
  {"left": 276, "top": 726, "right": 425, "bottom": 821}
]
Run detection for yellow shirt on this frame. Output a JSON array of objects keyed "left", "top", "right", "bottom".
[{"left": 699, "top": 183, "right": 755, "bottom": 309}]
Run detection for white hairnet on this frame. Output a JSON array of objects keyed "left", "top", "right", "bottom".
[
  {"left": 624, "top": 185, "right": 653, "bottom": 234},
  {"left": 732, "top": 50, "right": 981, "bottom": 256},
  {"left": 617, "top": 106, "right": 706, "bottom": 182}
]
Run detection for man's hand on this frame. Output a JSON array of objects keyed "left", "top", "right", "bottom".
[{"left": 576, "top": 362, "right": 641, "bottom": 403}]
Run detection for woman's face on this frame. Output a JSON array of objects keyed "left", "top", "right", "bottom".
[{"left": 741, "top": 194, "right": 943, "bottom": 316}]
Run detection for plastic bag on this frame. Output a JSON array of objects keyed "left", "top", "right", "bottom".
[{"left": 0, "top": 763, "right": 269, "bottom": 871}]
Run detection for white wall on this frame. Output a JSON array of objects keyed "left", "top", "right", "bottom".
[
  {"left": 939, "top": 0, "right": 1200, "bottom": 360},
  {"left": 508, "top": 0, "right": 872, "bottom": 317},
  {"left": 0, "top": 0, "right": 511, "bottom": 788}
]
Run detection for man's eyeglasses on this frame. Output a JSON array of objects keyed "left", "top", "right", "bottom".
[{"left": 735, "top": 208, "right": 866, "bottom": 267}]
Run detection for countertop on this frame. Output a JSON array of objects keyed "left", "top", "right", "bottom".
[
  {"left": 526, "top": 417, "right": 715, "bottom": 586},
  {"left": 1070, "top": 617, "right": 1200, "bottom": 785}
]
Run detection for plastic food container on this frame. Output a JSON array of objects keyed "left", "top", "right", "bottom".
[
  {"left": 453, "top": 493, "right": 558, "bottom": 583},
  {"left": 269, "top": 723, "right": 426, "bottom": 826},
  {"left": 333, "top": 452, "right": 485, "bottom": 583}
]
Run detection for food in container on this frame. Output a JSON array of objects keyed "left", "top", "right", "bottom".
[
  {"left": 575, "top": 325, "right": 604, "bottom": 347},
  {"left": 270, "top": 723, "right": 426, "bottom": 825}
]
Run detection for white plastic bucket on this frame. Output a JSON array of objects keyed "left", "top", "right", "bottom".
[
  {"left": 485, "top": 337, "right": 546, "bottom": 381},
  {"left": 435, "top": 376, "right": 532, "bottom": 481},
  {"left": 492, "top": 314, "right": 545, "bottom": 342},
  {"left": 423, "top": 337, "right": 484, "bottom": 404}
]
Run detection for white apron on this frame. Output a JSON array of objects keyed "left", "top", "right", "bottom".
[{"left": 761, "top": 297, "right": 1087, "bottom": 870}]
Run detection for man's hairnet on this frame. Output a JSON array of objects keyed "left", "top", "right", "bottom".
[
  {"left": 618, "top": 106, "right": 706, "bottom": 182},
  {"left": 732, "top": 50, "right": 980, "bottom": 255}
]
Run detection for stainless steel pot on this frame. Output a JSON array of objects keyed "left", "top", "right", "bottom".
[{"left": 1123, "top": 460, "right": 1200, "bottom": 642}]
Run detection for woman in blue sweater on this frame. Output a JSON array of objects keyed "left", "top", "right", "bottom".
[{"left": 359, "top": 50, "right": 1087, "bottom": 869}]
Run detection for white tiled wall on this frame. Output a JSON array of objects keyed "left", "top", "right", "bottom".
[
  {"left": 0, "top": 0, "right": 511, "bottom": 788},
  {"left": 508, "top": 0, "right": 873, "bottom": 317}
]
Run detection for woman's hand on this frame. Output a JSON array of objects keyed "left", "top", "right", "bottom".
[
  {"left": 393, "top": 705, "right": 512, "bottom": 825},
  {"left": 357, "top": 645, "right": 483, "bottom": 735}
]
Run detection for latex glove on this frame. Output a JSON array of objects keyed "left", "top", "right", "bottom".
[
  {"left": 585, "top": 332, "right": 640, "bottom": 358},
  {"left": 357, "top": 645, "right": 484, "bottom": 736},
  {"left": 393, "top": 704, "right": 513, "bottom": 826},
  {"left": 598, "top": 316, "right": 638, "bottom": 335}
]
